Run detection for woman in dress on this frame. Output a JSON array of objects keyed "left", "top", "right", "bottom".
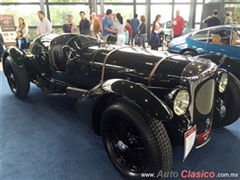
[
  {"left": 113, "top": 13, "right": 125, "bottom": 46},
  {"left": 16, "top": 17, "right": 30, "bottom": 48}
]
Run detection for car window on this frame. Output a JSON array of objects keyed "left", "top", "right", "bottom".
[
  {"left": 231, "top": 30, "right": 240, "bottom": 46},
  {"left": 236, "top": 28, "right": 240, "bottom": 36},
  {"left": 209, "top": 29, "right": 231, "bottom": 45},
  {"left": 191, "top": 30, "right": 208, "bottom": 42},
  {"left": 166, "top": 21, "right": 172, "bottom": 29}
]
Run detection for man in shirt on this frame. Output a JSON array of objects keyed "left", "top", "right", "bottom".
[
  {"left": 79, "top": 11, "right": 90, "bottom": 35},
  {"left": 202, "top": 10, "right": 221, "bottom": 27},
  {"left": 224, "top": 13, "right": 233, "bottom": 25},
  {"left": 37, "top": 11, "right": 52, "bottom": 36},
  {"left": 172, "top": 10, "right": 184, "bottom": 38},
  {"left": 101, "top": 9, "right": 117, "bottom": 41},
  {"left": 130, "top": 14, "right": 140, "bottom": 45}
]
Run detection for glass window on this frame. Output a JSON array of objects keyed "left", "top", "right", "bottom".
[
  {"left": 49, "top": 5, "right": 89, "bottom": 27},
  {"left": 174, "top": 0, "right": 190, "bottom": 2},
  {"left": 195, "top": 4, "right": 202, "bottom": 23},
  {"left": 103, "top": 0, "right": 133, "bottom": 2},
  {"left": 52, "top": 27, "right": 64, "bottom": 34},
  {"left": 191, "top": 30, "right": 208, "bottom": 42},
  {"left": 104, "top": 5, "right": 133, "bottom": 21},
  {"left": 151, "top": 0, "right": 172, "bottom": 2},
  {"left": 195, "top": 24, "right": 201, "bottom": 30},
  {"left": 136, "top": 5, "right": 146, "bottom": 18},
  {"left": 174, "top": 5, "right": 190, "bottom": 22},
  {"left": 151, "top": 5, "right": 172, "bottom": 23},
  {"left": 136, "top": 0, "right": 146, "bottom": 2},
  {"left": 2, "top": 5, "right": 41, "bottom": 26},
  {"left": 28, "top": 28, "right": 38, "bottom": 41},
  {"left": 236, "top": 28, "right": 240, "bottom": 35},
  {"left": 49, "top": 0, "right": 88, "bottom": 2},
  {"left": 209, "top": 29, "right": 231, "bottom": 45},
  {"left": 2, "top": 0, "right": 40, "bottom": 2}
]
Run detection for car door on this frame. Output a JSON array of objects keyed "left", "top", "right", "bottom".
[
  {"left": 204, "top": 28, "right": 240, "bottom": 61},
  {"left": 186, "top": 29, "right": 209, "bottom": 54}
]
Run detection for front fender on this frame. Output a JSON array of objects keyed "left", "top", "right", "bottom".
[
  {"left": 197, "top": 54, "right": 240, "bottom": 80},
  {"left": 75, "top": 79, "right": 173, "bottom": 129},
  {"left": 3, "top": 47, "right": 28, "bottom": 68}
]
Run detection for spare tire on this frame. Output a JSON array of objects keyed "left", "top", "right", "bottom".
[{"left": 50, "top": 44, "right": 67, "bottom": 71}]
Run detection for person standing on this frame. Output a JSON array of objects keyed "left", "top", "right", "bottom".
[
  {"left": 37, "top": 11, "right": 52, "bottom": 36},
  {"left": 79, "top": 11, "right": 90, "bottom": 35},
  {"left": 101, "top": 9, "right": 117, "bottom": 41},
  {"left": 90, "top": 12, "right": 102, "bottom": 37},
  {"left": 130, "top": 14, "right": 140, "bottom": 45},
  {"left": 202, "top": 10, "right": 221, "bottom": 27},
  {"left": 16, "top": 30, "right": 28, "bottom": 50},
  {"left": 149, "top": 14, "right": 161, "bottom": 50},
  {"left": 125, "top": 19, "right": 132, "bottom": 45},
  {"left": 113, "top": 13, "right": 125, "bottom": 46},
  {"left": 62, "top": 14, "right": 78, "bottom": 33},
  {"left": 139, "top": 15, "right": 147, "bottom": 49},
  {"left": 172, "top": 10, "right": 184, "bottom": 38},
  {"left": 224, "top": 13, "right": 233, "bottom": 25},
  {"left": 16, "top": 17, "right": 30, "bottom": 47}
]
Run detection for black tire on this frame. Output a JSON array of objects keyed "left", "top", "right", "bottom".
[
  {"left": 101, "top": 98, "right": 172, "bottom": 180},
  {"left": 50, "top": 44, "right": 67, "bottom": 71},
  {"left": 213, "top": 72, "right": 240, "bottom": 127},
  {"left": 4, "top": 56, "right": 30, "bottom": 98},
  {"left": 182, "top": 50, "right": 197, "bottom": 57}
]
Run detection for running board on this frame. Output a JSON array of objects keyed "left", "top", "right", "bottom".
[
  {"left": 66, "top": 87, "right": 87, "bottom": 99},
  {"left": 40, "top": 87, "right": 87, "bottom": 99}
]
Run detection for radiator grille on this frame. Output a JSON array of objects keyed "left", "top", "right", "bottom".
[{"left": 196, "top": 79, "right": 215, "bottom": 115}]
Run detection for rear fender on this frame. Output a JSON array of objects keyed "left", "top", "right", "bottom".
[
  {"left": 75, "top": 79, "right": 173, "bottom": 135},
  {"left": 197, "top": 54, "right": 240, "bottom": 80}
]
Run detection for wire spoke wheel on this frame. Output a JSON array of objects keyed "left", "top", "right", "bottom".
[
  {"left": 108, "top": 115, "right": 147, "bottom": 172},
  {"left": 101, "top": 98, "right": 172, "bottom": 180}
]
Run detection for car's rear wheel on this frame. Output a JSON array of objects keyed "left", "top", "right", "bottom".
[
  {"left": 182, "top": 50, "right": 197, "bottom": 57},
  {"left": 213, "top": 72, "right": 240, "bottom": 127},
  {"left": 101, "top": 98, "right": 172, "bottom": 180},
  {"left": 4, "top": 56, "right": 30, "bottom": 98}
]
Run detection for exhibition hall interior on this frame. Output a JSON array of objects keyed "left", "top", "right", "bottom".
[{"left": 0, "top": 0, "right": 240, "bottom": 180}]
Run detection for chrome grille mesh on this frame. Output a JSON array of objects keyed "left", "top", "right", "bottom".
[{"left": 196, "top": 79, "right": 215, "bottom": 115}]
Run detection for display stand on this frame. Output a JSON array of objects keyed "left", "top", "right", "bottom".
[{"left": 0, "top": 14, "right": 16, "bottom": 48}]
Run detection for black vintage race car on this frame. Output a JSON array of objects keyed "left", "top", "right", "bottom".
[{"left": 2, "top": 34, "right": 240, "bottom": 180}]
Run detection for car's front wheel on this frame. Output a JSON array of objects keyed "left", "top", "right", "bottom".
[
  {"left": 213, "top": 72, "right": 240, "bottom": 127},
  {"left": 4, "top": 56, "right": 30, "bottom": 98},
  {"left": 101, "top": 98, "right": 172, "bottom": 180}
]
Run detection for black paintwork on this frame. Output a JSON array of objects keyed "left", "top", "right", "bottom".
[{"left": 2, "top": 34, "right": 227, "bottom": 143}]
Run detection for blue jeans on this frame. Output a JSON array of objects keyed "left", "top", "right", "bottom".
[
  {"left": 140, "top": 34, "right": 147, "bottom": 48},
  {"left": 132, "top": 31, "right": 138, "bottom": 45}
]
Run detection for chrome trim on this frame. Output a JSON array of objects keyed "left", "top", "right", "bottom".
[{"left": 181, "top": 57, "right": 218, "bottom": 123}]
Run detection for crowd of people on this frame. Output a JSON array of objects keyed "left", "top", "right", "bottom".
[
  {"left": 0, "top": 8, "right": 236, "bottom": 51},
  {"left": 13, "top": 9, "right": 185, "bottom": 50}
]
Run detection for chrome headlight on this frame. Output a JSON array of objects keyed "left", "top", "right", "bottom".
[
  {"left": 219, "top": 72, "right": 228, "bottom": 93},
  {"left": 174, "top": 89, "right": 190, "bottom": 115}
]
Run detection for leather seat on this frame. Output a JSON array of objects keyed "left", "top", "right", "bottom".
[
  {"left": 232, "top": 33, "right": 240, "bottom": 45},
  {"left": 211, "top": 34, "right": 222, "bottom": 44}
]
